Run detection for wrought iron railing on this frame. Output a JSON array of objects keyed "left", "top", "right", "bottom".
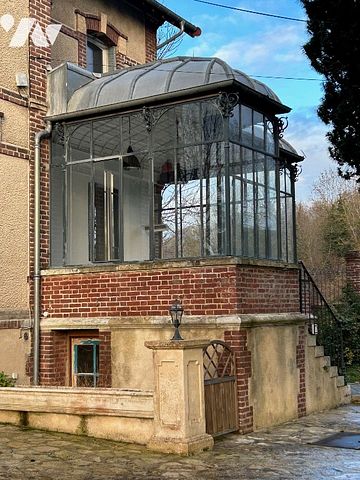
[{"left": 299, "top": 261, "right": 346, "bottom": 379}]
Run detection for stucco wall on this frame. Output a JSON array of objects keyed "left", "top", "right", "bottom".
[
  {"left": 305, "top": 337, "right": 350, "bottom": 413},
  {"left": 1, "top": 101, "right": 29, "bottom": 148},
  {"left": 52, "top": 0, "right": 146, "bottom": 63},
  {"left": 111, "top": 324, "right": 223, "bottom": 390},
  {"left": 0, "top": 0, "right": 29, "bottom": 91},
  {"left": 248, "top": 325, "right": 299, "bottom": 430},
  {"left": 0, "top": 155, "right": 29, "bottom": 310},
  {"left": 51, "top": 32, "right": 78, "bottom": 69},
  {"left": 0, "top": 329, "right": 30, "bottom": 385}
]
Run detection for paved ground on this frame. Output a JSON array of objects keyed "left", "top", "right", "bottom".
[{"left": 0, "top": 405, "right": 359, "bottom": 480}]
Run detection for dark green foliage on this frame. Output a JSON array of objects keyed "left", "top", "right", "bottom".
[
  {"left": 323, "top": 198, "right": 353, "bottom": 257},
  {"left": 0, "top": 371, "right": 15, "bottom": 387},
  {"left": 301, "top": 0, "right": 360, "bottom": 181},
  {"left": 337, "top": 285, "right": 360, "bottom": 365}
]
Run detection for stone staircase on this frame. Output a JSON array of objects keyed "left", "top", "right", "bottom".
[{"left": 306, "top": 332, "right": 351, "bottom": 413}]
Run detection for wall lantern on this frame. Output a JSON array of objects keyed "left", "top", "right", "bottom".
[{"left": 169, "top": 300, "right": 184, "bottom": 341}]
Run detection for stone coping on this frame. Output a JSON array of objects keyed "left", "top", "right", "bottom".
[
  {"left": 41, "top": 313, "right": 306, "bottom": 331},
  {"left": 41, "top": 256, "right": 298, "bottom": 276},
  {"left": 0, "top": 387, "right": 154, "bottom": 418},
  {"left": 145, "top": 339, "right": 210, "bottom": 350}
]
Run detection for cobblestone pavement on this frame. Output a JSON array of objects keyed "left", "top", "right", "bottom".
[{"left": 0, "top": 405, "right": 359, "bottom": 480}]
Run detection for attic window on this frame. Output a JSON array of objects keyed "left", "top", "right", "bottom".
[{"left": 86, "top": 34, "right": 116, "bottom": 74}]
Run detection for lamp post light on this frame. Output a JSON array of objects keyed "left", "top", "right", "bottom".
[{"left": 169, "top": 300, "right": 184, "bottom": 341}]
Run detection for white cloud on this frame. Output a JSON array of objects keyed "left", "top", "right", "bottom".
[
  {"left": 212, "top": 25, "right": 304, "bottom": 70},
  {"left": 285, "top": 110, "right": 335, "bottom": 202}
]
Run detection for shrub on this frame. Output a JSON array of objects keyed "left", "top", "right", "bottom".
[
  {"left": 337, "top": 285, "right": 360, "bottom": 366},
  {"left": 0, "top": 371, "right": 15, "bottom": 387}
]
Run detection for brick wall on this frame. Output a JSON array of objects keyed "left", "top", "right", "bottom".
[
  {"left": 345, "top": 250, "right": 360, "bottom": 294},
  {"left": 224, "top": 330, "right": 253, "bottom": 433},
  {"left": 145, "top": 18, "right": 158, "bottom": 63},
  {"left": 41, "top": 264, "right": 299, "bottom": 319},
  {"left": 296, "top": 325, "right": 306, "bottom": 418}
]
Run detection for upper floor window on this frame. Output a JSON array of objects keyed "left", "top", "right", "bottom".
[{"left": 86, "top": 34, "right": 116, "bottom": 74}]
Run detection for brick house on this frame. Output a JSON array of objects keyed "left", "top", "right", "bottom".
[
  {"left": 0, "top": 0, "right": 350, "bottom": 449},
  {"left": 0, "top": 0, "right": 200, "bottom": 383}
]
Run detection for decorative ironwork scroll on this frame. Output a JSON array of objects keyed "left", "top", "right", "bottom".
[
  {"left": 142, "top": 106, "right": 171, "bottom": 132},
  {"left": 214, "top": 92, "right": 239, "bottom": 118},
  {"left": 53, "top": 122, "right": 65, "bottom": 144},
  {"left": 274, "top": 116, "right": 288, "bottom": 138}
]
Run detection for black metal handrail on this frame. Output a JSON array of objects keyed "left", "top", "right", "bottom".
[{"left": 299, "top": 261, "right": 346, "bottom": 379}]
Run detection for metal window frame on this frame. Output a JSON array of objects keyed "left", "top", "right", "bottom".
[{"left": 52, "top": 93, "right": 297, "bottom": 267}]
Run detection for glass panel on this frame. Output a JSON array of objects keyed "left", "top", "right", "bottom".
[
  {"left": 202, "top": 143, "right": 226, "bottom": 255},
  {"left": 202, "top": 101, "right": 224, "bottom": 143},
  {"left": 242, "top": 148, "right": 255, "bottom": 257},
  {"left": 87, "top": 41, "right": 103, "bottom": 74},
  {"left": 66, "top": 162, "right": 92, "bottom": 265},
  {"left": 177, "top": 146, "right": 202, "bottom": 258},
  {"left": 73, "top": 341, "right": 99, "bottom": 388},
  {"left": 279, "top": 167, "right": 295, "bottom": 262},
  {"left": 93, "top": 159, "right": 121, "bottom": 262},
  {"left": 50, "top": 130, "right": 65, "bottom": 266},
  {"left": 93, "top": 117, "right": 121, "bottom": 159},
  {"left": 153, "top": 108, "right": 176, "bottom": 152},
  {"left": 229, "top": 143, "right": 242, "bottom": 255},
  {"left": 229, "top": 104, "right": 240, "bottom": 143},
  {"left": 67, "top": 123, "right": 91, "bottom": 162},
  {"left": 287, "top": 194, "right": 295, "bottom": 263},
  {"left": 123, "top": 156, "right": 151, "bottom": 262},
  {"left": 255, "top": 152, "right": 266, "bottom": 258},
  {"left": 122, "top": 113, "right": 149, "bottom": 155},
  {"left": 153, "top": 148, "right": 176, "bottom": 259},
  {"left": 241, "top": 105, "right": 252, "bottom": 147},
  {"left": 265, "top": 117, "right": 275, "bottom": 154},
  {"left": 267, "top": 157, "right": 278, "bottom": 259},
  {"left": 175, "top": 103, "right": 201, "bottom": 146},
  {"left": 253, "top": 112, "right": 265, "bottom": 151}
]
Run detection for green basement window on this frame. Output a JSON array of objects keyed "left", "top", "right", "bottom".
[{"left": 72, "top": 339, "right": 99, "bottom": 387}]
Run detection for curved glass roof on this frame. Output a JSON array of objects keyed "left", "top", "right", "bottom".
[
  {"left": 280, "top": 138, "right": 303, "bottom": 160},
  {"left": 67, "top": 56, "right": 289, "bottom": 115}
]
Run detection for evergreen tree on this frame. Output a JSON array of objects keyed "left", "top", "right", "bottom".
[{"left": 301, "top": 0, "right": 360, "bottom": 181}]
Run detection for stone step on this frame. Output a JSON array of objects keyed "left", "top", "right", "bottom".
[
  {"left": 336, "top": 376, "right": 345, "bottom": 387},
  {"left": 314, "top": 346, "right": 324, "bottom": 357},
  {"left": 307, "top": 334, "right": 317, "bottom": 347},
  {"left": 339, "top": 385, "right": 352, "bottom": 402},
  {"left": 329, "top": 366, "right": 338, "bottom": 377},
  {"left": 321, "top": 356, "right": 331, "bottom": 368}
]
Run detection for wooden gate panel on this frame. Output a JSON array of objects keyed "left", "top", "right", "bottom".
[{"left": 203, "top": 341, "right": 238, "bottom": 437}]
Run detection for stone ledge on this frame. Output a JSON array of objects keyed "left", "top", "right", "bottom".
[
  {"left": 0, "top": 387, "right": 154, "bottom": 418},
  {"left": 41, "top": 314, "right": 306, "bottom": 331},
  {"left": 41, "top": 256, "right": 298, "bottom": 276}
]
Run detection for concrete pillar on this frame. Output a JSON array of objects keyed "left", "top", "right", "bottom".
[
  {"left": 345, "top": 251, "right": 360, "bottom": 294},
  {"left": 145, "top": 339, "right": 214, "bottom": 455}
]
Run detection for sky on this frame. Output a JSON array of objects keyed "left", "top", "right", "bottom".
[{"left": 161, "top": 0, "right": 335, "bottom": 202}]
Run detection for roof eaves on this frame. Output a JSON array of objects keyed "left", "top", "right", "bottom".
[{"left": 141, "top": 0, "right": 202, "bottom": 37}]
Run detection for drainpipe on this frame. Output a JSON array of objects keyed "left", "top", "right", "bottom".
[
  {"left": 156, "top": 20, "right": 185, "bottom": 51},
  {"left": 33, "top": 122, "right": 52, "bottom": 386}
]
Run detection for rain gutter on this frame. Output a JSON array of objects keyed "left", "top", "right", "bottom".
[
  {"left": 33, "top": 122, "right": 52, "bottom": 386},
  {"left": 142, "top": 0, "right": 202, "bottom": 38}
]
